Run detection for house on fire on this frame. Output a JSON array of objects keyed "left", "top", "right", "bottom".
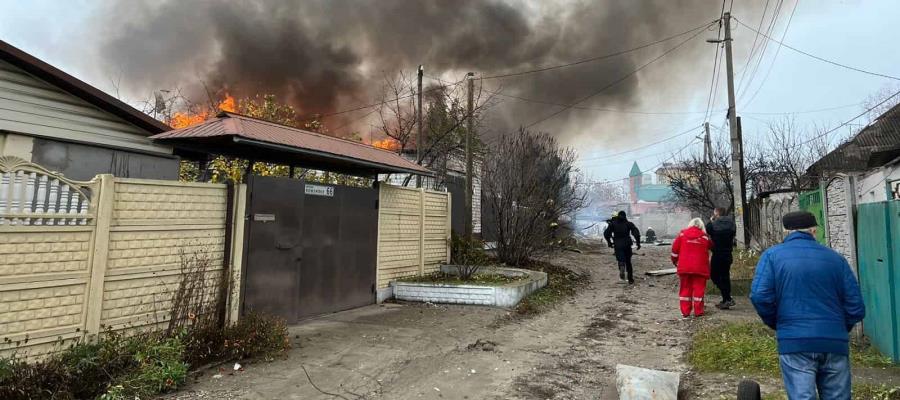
[{"left": 0, "top": 39, "right": 177, "bottom": 180}]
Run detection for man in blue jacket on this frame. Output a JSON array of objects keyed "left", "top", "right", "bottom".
[{"left": 750, "top": 211, "right": 865, "bottom": 400}]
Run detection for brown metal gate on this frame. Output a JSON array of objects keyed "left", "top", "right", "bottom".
[{"left": 242, "top": 176, "right": 378, "bottom": 323}]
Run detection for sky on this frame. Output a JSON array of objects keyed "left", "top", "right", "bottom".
[{"left": 1, "top": 0, "right": 899, "bottom": 183}]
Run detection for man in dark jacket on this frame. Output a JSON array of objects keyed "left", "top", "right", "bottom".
[
  {"left": 706, "top": 207, "right": 737, "bottom": 309},
  {"left": 750, "top": 211, "right": 865, "bottom": 400},
  {"left": 603, "top": 211, "right": 641, "bottom": 284}
]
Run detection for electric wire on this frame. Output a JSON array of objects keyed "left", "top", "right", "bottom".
[
  {"left": 577, "top": 122, "right": 705, "bottom": 163},
  {"left": 519, "top": 23, "right": 714, "bottom": 131},
  {"left": 733, "top": 17, "right": 900, "bottom": 81},
  {"left": 477, "top": 20, "right": 718, "bottom": 81},
  {"left": 742, "top": 0, "right": 800, "bottom": 108}
]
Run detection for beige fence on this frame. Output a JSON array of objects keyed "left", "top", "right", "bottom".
[
  {"left": 0, "top": 157, "right": 242, "bottom": 358},
  {"left": 376, "top": 185, "right": 451, "bottom": 289}
]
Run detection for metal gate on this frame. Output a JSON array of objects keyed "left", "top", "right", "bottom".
[
  {"left": 799, "top": 189, "right": 826, "bottom": 244},
  {"left": 856, "top": 200, "right": 900, "bottom": 362},
  {"left": 242, "top": 176, "right": 378, "bottom": 323}
]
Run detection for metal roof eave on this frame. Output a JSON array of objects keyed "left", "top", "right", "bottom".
[{"left": 232, "top": 137, "right": 434, "bottom": 177}]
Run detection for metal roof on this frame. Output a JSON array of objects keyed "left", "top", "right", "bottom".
[
  {"left": 151, "top": 112, "right": 432, "bottom": 176},
  {"left": 0, "top": 39, "right": 170, "bottom": 134},
  {"left": 808, "top": 103, "right": 900, "bottom": 175}
]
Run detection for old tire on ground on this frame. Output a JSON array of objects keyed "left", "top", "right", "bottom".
[{"left": 737, "top": 379, "right": 761, "bottom": 400}]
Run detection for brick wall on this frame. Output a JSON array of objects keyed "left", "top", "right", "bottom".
[
  {"left": 0, "top": 168, "right": 240, "bottom": 359},
  {"left": 376, "top": 185, "right": 451, "bottom": 289}
]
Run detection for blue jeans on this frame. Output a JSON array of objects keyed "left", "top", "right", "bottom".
[{"left": 779, "top": 352, "right": 851, "bottom": 400}]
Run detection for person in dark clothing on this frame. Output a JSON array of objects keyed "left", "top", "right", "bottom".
[
  {"left": 604, "top": 211, "right": 641, "bottom": 284},
  {"left": 706, "top": 207, "right": 737, "bottom": 309},
  {"left": 645, "top": 227, "right": 657, "bottom": 243}
]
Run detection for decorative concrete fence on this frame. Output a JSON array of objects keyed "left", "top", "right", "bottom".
[
  {"left": 392, "top": 266, "right": 548, "bottom": 307},
  {"left": 376, "top": 184, "right": 451, "bottom": 302},
  {"left": 0, "top": 157, "right": 244, "bottom": 359}
]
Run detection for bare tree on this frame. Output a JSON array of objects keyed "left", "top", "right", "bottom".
[
  {"left": 863, "top": 82, "right": 900, "bottom": 123},
  {"left": 374, "top": 72, "right": 499, "bottom": 188},
  {"left": 482, "top": 128, "right": 587, "bottom": 266}
]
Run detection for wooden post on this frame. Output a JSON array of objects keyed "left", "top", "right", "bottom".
[
  {"left": 226, "top": 183, "right": 247, "bottom": 323},
  {"left": 84, "top": 174, "right": 115, "bottom": 340},
  {"left": 445, "top": 191, "right": 452, "bottom": 263},
  {"left": 419, "top": 188, "right": 426, "bottom": 276}
]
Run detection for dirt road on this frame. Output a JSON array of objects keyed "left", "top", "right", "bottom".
[{"left": 166, "top": 244, "right": 696, "bottom": 399}]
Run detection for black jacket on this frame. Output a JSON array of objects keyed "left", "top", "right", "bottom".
[
  {"left": 706, "top": 215, "right": 736, "bottom": 253},
  {"left": 604, "top": 218, "right": 641, "bottom": 248}
]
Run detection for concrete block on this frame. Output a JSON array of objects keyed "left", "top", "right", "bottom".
[{"left": 615, "top": 364, "right": 680, "bottom": 400}]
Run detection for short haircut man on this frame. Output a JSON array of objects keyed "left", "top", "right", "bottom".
[{"left": 750, "top": 211, "right": 865, "bottom": 399}]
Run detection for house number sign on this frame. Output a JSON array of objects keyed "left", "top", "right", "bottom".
[{"left": 305, "top": 184, "right": 334, "bottom": 197}]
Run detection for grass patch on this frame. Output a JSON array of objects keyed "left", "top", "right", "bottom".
[
  {"left": 513, "top": 260, "right": 590, "bottom": 317},
  {"left": 690, "top": 322, "right": 898, "bottom": 377},
  {"left": 706, "top": 278, "right": 753, "bottom": 297},
  {"left": 762, "top": 384, "right": 900, "bottom": 400},
  {"left": 690, "top": 321, "right": 780, "bottom": 375},
  {"left": 397, "top": 271, "right": 525, "bottom": 286}
]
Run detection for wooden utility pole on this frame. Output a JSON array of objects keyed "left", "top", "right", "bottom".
[
  {"left": 465, "top": 72, "right": 475, "bottom": 240},
  {"left": 723, "top": 12, "right": 748, "bottom": 246},
  {"left": 703, "top": 122, "right": 712, "bottom": 165},
  {"left": 416, "top": 65, "right": 424, "bottom": 188}
]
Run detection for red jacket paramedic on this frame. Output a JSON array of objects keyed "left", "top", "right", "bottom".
[{"left": 671, "top": 219, "right": 713, "bottom": 317}]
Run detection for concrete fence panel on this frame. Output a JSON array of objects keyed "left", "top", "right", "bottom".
[
  {"left": 376, "top": 185, "right": 451, "bottom": 291},
  {"left": 0, "top": 157, "right": 244, "bottom": 359}
]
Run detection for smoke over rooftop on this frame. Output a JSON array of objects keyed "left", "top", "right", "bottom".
[{"left": 92, "top": 0, "right": 759, "bottom": 147}]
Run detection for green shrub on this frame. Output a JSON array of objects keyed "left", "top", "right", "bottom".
[{"left": 101, "top": 335, "right": 187, "bottom": 399}]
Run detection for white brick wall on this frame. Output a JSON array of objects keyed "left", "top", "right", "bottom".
[{"left": 393, "top": 283, "right": 495, "bottom": 306}]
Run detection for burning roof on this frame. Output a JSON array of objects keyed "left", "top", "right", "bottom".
[{"left": 151, "top": 112, "right": 431, "bottom": 176}]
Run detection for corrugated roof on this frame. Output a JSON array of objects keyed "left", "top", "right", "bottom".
[
  {"left": 0, "top": 39, "right": 170, "bottom": 134},
  {"left": 808, "top": 103, "right": 900, "bottom": 175},
  {"left": 151, "top": 112, "right": 431, "bottom": 175}
]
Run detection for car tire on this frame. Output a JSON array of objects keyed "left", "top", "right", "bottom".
[{"left": 737, "top": 379, "right": 761, "bottom": 400}]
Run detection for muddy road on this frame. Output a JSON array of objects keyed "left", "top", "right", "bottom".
[{"left": 165, "top": 243, "right": 696, "bottom": 400}]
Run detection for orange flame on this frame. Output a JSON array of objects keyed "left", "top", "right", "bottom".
[
  {"left": 372, "top": 138, "right": 401, "bottom": 151},
  {"left": 218, "top": 93, "right": 236, "bottom": 113},
  {"left": 169, "top": 94, "right": 237, "bottom": 129}
]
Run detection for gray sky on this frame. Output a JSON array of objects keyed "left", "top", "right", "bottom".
[{"left": 1, "top": 0, "right": 898, "bottom": 182}]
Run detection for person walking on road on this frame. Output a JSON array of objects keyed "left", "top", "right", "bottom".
[
  {"left": 603, "top": 211, "right": 641, "bottom": 284},
  {"left": 671, "top": 218, "right": 713, "bottom": 318},
  {"left": 750, "top": 211, "right": 865, "bottom": 400},
  {"left": 707, "top": 207, "right": 737, "bottom": 309}
]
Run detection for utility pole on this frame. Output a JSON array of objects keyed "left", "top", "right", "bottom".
[
  {"left": 703, "top": 122, "right": 712, "bottom": 165},
  {"left": 416, "top": 65, "right": 424, "bottom": 188},
  {"left": 722, "top": 12, "right": 748, "bottom": 247},
  {"left": 465, "top": 72, "right": 475, "bottom": 241}
]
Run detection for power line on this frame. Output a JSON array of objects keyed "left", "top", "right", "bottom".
[
  {"left": 703, "top": 1, "right": 727, "bottom": 122},
  {"left": 582, "top": 139, "right": 701, "bottom": 185},
  {"left": 741, "top": 0, "right": 800, "bottom": 108},
  {"left": 477, "top": 20, "right": 718, "bottom": 81},
  {"left": 577, "top": 122, "right": 704, "bottom": 163},
  {"left": 789, "top": 88, "right": 900, "bottom": 150},
  {"left": 486, "top": 89, "right": 717, "bottom": 115},
  {"left": 744, "top": 101, "right": 862, "bottom": 115},
  {"left": 735, "top": 0, "right": 771, "bottom": 98},
  {"left": 317, "top": 76, "right": 466, "bottom": 119},
  {"left": 734, "top": 16, "right": 900, "bottom": 81},
  {"left": 520, "top": 24, "right": 713, "bottom": 131}
]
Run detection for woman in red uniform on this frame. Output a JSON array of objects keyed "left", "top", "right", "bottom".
[{"left": 671, "top": 218, "right": 714, "bottom": 318}]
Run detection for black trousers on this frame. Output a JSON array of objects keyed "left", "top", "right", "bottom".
[
  {"left": 614, "top": 244, "right": 634, "bottom": 282},
  {"left": 710, "top": 252, "right": 733, "bottom": 301}
]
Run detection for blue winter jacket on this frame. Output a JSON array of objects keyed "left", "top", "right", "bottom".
[{"left": 750, "top": 232, "right": 865, "bottom": 355}]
